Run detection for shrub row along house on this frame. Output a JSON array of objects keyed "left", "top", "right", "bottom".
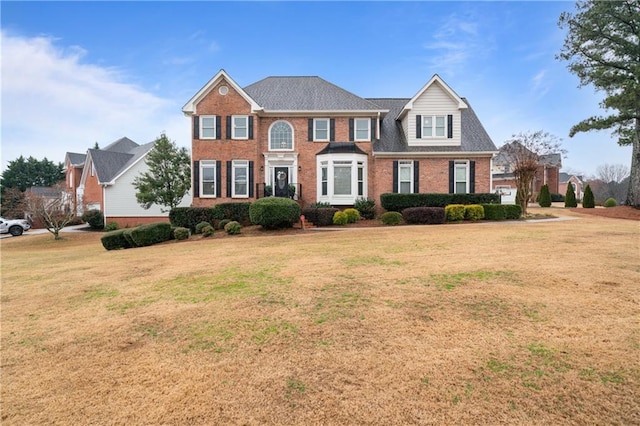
[{"left": 183, "top": 70, "right": 499, "bottom": 212}]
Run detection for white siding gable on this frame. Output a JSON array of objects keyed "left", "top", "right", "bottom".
[
  {"left": 403, "top": 81, "right": 463, "bottom": 147},
  {"left": 104, "top": 157, "right": 191, "bottom": 218}
]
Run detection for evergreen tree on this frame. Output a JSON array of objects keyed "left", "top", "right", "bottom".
[
  {"left": 132, "top": 133, "right": 191, "bottom": 212},
  {"left": 0, "top": 156, "right": 64, "bottom": 193},
  {"left": 538, "top": 184, "right": 552, "bottom": 207},
  {"left": 558, "top": 1, "right": 640, "bottom": 207},
  {"left": 565, "top": 183, "right": 578, "bottom": 208},
  {"left": 582, "top": 184, "right": 595, "bottom": 208}
]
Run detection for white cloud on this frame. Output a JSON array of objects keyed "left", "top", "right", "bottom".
[{"left": 0, "top": 31, "right": 190, "bottom": 172}]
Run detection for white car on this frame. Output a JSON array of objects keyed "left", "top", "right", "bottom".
[{"left": 0, "top": 217, "right": 31, "bottom": 236}]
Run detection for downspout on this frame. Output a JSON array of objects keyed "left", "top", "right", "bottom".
[{"left": 102, "top": 184, "right": 108, "bottom": 227}]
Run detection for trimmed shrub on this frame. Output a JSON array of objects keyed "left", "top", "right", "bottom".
[
  {"left": 123, "top": 228, "right": 137, "bottom": 247},
  {"left": 381, "top": 211, "right": 403, "bottom": 226},
  {"left": 354, "top": 197, "right": 376, "bottom": 219},
  {"left": 464, "top": 204, "right": 485, "bottom": 221},
  {"left": 173, "top": 227, "right": 190, "bottom": 240},
  {"left": 82, "top": 209, "right": 104, "bottom": 230},
  {"left": 538, "top": 184, "right": 552, "bottom": 207},
  {"left": 129, "top": 222, "right": 173, "bottom": 247},
  {"left": 213, "top": 202, "right": 252, "bottom": 225},
  {"left": 195, "top": 221, "right": 212, "bottom": 234},
  {"left": 582, "top": 184, "right": 595, "bottom": 208},
  {"left": 565, "top": 184, "right": 578, "bottom": 208},
  {"left": 249, "top": 197, "right": 301, "bottom": 229},
  {"left": 343, "top": 208, "right": 360, "bottom": 223},
  {"left": 482, "top": 204, "right": 505, "bottom": 220},
  {"left": 603, "top": 197, "right": 618, "bottom": 208},
  {"left": 380, "top": 193, "right": 500, "bottom": 212},
  {"left": 224, "top": 221, "right": 241, "bottom": 235},
  {"left": 308, "top": 201, "right": 331, "bottom": 208},
  {"left": 551, "top": 193, "right": 565, "bottom": 202},
  {"left": 218, "top": 219, "right": 231, "bottom": 230},
  {"left": 504, "top": 204, "right": 523, "bottom": 219},
  {"left": 101, "top": 229, "right": 134, "bottom": 250},
  {"left": 301, "top": 207, "right": 339, "bottom": 226},
  {"left": 170, "top": 207, "right": 222, "bottom": 232},
  {"left": 201, "top": 225, "right": 215, "bottom": 237},
  {"left": 104, "top": 222, "right": 119, "bottom": 232},
  {"left": 333, "top": 211, "right": 349, "bottom": 225},
  {"left": 445, "top": 204, "right": 465, "bottom": 222},
  {"left": 402, "top": 207, "right": 446, "bottom": 224}
]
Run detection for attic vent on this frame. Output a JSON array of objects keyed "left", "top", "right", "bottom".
[{"left": 218, "top": 86, "right": 229, "bottom": 95}]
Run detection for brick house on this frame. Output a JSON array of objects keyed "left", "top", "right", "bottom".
[
  {"left": 65, "top": 137, "right": 190, "bottom": 227},
  {"left": 183, "top": 70, "right": 498, "bottom": 211},
  {"left": 559, "top": 172, "right": 584, "bottom": 201}
]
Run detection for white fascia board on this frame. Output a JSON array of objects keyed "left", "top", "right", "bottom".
[
  {"left": 373, "top": 150, "right": 498, "bottom": 158},
  {"left": 257, "top": 109, "right": 389, "bottom": 117},
  {"left": 395, "top": 74, "right": 468, "bottom": 121},
  {"left": 182, "top": 69, "right": 262, "bottom": 115},
  {"left": 78, "top": 151, "right": 93, "bottom": 187}
]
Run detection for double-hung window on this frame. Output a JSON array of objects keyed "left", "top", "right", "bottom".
[
  {"left": 232, "top": 115, "right": 248, "bottom": 140},
  {"left": 354, "top": 118, "right": 370, "bottom": 141},
  {"left": 454, "top": 161, "right": 469, "bottom": 194},
  {"left": 200, "top": 160, "right": 217, "bottom": 197},
  {"left": 422, "top": 115, "right": 446, "bottom": 138},
  {"left": 232, "top": 160, "right": 249, "bottom": 198},
  {"left": 314, "top": 118, "right": 330, "bottom": 141},
  {"left": 398, "top": 161, "right": 414, "bottom": 194},
  {"left": 201, "top": 116, "right": 217, "bottom": 139}
]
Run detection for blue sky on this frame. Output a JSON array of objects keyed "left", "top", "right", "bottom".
[{"left": 1, "top": 1, "right": 632, "bottom": 177}]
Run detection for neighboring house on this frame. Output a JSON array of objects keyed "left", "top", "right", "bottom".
[
  {"left": 492, "top": 143, "right": 562, "bottom": 197},
  {"left": 559, "top": 172, "right": 584, "bottom": 201},
  {"left": 65, "top": 137, "right": 191, "bottom": 227},
  {"left": 65, "top": 152, "right": 86, "bottom": 216},
  {"left": 183, "top": 70, "right": 498, "bottom": 211},
  {"left": 25, "top": 186, "right": 67, "bottom": 228}
]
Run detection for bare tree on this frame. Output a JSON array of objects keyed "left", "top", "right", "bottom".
[
  {"left": 25, "top": 184, "right": 76, "bottom": 240},
  {"left": 501, "top": 130, "right": 565, "bottom": 215},
  {"left": 594, "top": 163, "right": 630, "bottom": 203},
  {"left": 596, "top": 163, "right": 630, "bottom": 184}
]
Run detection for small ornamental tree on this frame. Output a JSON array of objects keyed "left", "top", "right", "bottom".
[
  {"left": 582, "top": 184, "right": 595, "bottom": 208},
  {"left": 24, "top": 183, "right": 76, "bottom": 240},
  {"left": 538, "top": 184, "right": 552, "bottom": 207},
  {"left": 565, "top": 183, "right": 578, "bottom": 208}
]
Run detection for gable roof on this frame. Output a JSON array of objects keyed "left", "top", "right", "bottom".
[
  {"left": 103, "top": 137, "right": 139, "bottom": 153},
  {"left": 244, "top": 76, "right": 386, "bottom": 113},
  {"left": 182, "top": 69, "right": 261, "bottom": 115},
  {"left": 65, "top": 152, "right": 86, "bottom": 167},
  {"left": 396, "top": 74, "right": 467, "bottom": 120},
  {"left": 84, "top": 138, "right": 154, "bottom": 184}
]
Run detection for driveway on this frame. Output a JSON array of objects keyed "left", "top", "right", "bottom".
[{"left": 0, "top": 224, "right": 92, "bottom": 239}]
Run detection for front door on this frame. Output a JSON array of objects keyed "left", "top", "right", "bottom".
[{"left": 274, "top": 167, "right": 289, "bottom": 198}]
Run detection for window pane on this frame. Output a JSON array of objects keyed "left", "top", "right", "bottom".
[
  {"left": 436, "top": 116, "right": 445, "bottom": 137},
  {"left": 399, "top": 167, "right": 411, "bottom": 181},
  {"left": 334, "top": 167, "right": 352, "bottom": 195},
  {"left": 202, "top": 168, "right": 215, "bottom": 180},
  {"left": 202, "top": 117, "right": 215, "bottom": 138},
  {"left": 456, "top": 182, "right": 467, "bottom": 194},
  {"left": 202, "top": 182, "right": 215, "bottom": 195},
  {"left": 456, "top": 167, "right": 466, "bottom": 181},
  {"left": 322, "top": 182, "right": 328, "bottom": 196},
  {"left": 315, "top": 120, "right": 328, "bottom": 140},
  {"left": 400, "top": 182, "right": 411, "bottom": 194},
  {"left": 423, "top": 116, "right": 433, "bottom": 137},
  {"left": 270, "top": 121, "right": 293, "bottom": 149},
  {"left": 355, "top": 119, "right": 369, "bottom": 140}
]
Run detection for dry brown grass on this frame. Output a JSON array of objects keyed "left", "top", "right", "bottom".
[{"left": 1, "top": 208, "right": 639, "bottom": 425}]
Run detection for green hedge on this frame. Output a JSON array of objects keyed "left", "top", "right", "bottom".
[
  {"left": 464, "top": 204, "right": 485, "bottom": 221},
  {"left": 170, "top": 207, "right": 222, "bottom": 232},
  {"left": 101, "top": 229, "right": 134, "bottom": 250},
  {"left": 82, "top": 209, "right": 104, "bottom": 230},
  {"left": 301, "top": 207, "right": 339, "bottom": 226},
  {"left": 249, "top": 197, "right": 301, "bottom": 229},
  {"left": 482, "top": 204, "right": 506, "bottom": 220},
  {"left": 380, "top": 193, "right": 500, "bottom": 212},
  {"left": 402, "top": 207, "right": 446, "bottom": 224},
  {"left": 129, "top": 222, "right": 173, "bottom": 247},
  {"left": 213, "top": 202, "right": 252, "bottom": 225},
  {"left": 503, "top": 204, "right": 523, "bottom": 219}
]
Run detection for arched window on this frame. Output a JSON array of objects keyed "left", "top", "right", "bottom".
[{"left": 269, "top": 121, "right": 293, "bottom": 151}]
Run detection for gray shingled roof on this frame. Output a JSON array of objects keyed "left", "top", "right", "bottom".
[
  {"left": 368, "top": 98, "right": 497, "bottom": 153},
  {"left": 88, "top": 139, "right": 154, "bottom": 183},
  {"left": 244, "top": 77, "right": 384, "bottom": 111},
  {"left": 66, "top": 152, "right": 86, "bottom": 166},
  {"left": 103, "top": 137, "right": 139, "bottom": 153}
]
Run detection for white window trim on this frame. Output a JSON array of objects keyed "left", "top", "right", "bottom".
[
  {"left": 268, "top": 120, "right": 294, "bottom": 151},
  {"left": 354, "top": 118, "right": 370, "bottom": 141},
  {"left": 421, "top": 115, "right": 447, "bottom": 139},
  {"left": 316, "top": 153, "right": 368, "bottom": 204},
  {"left": 200, "top": 115, "right": 217, "bottom": 140},
  {"left": 232, "top": 115, "right": 248, "bottom": 140},
  {"left": 313, "top": 118, "right": 330, "bottom": 142},
  {"left": 200, "top": 160, "right": 217, "bottom": 198},
  {"left": 232, "top": 160, "right": 249, "bottom": 198},
  {"left": 398, "top": 160, "right": 414, "bottom": 194},
  {"left": 454, "top": 160, "right": 470, "bottom": 194}
]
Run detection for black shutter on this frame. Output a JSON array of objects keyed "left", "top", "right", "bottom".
[
  {"left": 349, "top": 118, "right": 354, "bottom": 141},
  {"left": 470, "top": 161, "right": 476, "bottom": 193},
  {"left": 249, "top": 161, "right": 254, "bottom": 198},
  {"left": 226, "top": 161, "right": 232, "bottom": 197},
  {"left": 193, "top": 161, "right": 200, "bottom": 197},
  {"left": 370, "top": 118, "right": 376, "bottom": 141},
  {"left": 226, "top": 116, "right": 232, "bottom": 139},
  {"left": 447, "top": 115, "right": 453, "bottom": 139},
  {"left": 216, "top": 161, "right": 222, "bottom": 197},
  {"left": 416, "top": 115, "right": 422, "bottom": 139},
  {"left": 193, "top": 116, "right": 199, "bottom": 140},
  {"left": 449, "top": 161, "right": 455, "bottom": 193},
  {"left": 248, "top": 116, "right": 254, "bottom": 140},
  {"left": 413, "top": 161, "right": 420, "bottom": 193},
  {"left": 215, "top": 116, "right": 222, "bottom": 139},
  {"left": 330, "top": 119, "right": 335, "bottom": 141},
  {"left": 308, "top": 119, "right": 314, "bottom": 141},
  {"left": 393, "top": 161, "right": 399, "bottom": 193}
]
